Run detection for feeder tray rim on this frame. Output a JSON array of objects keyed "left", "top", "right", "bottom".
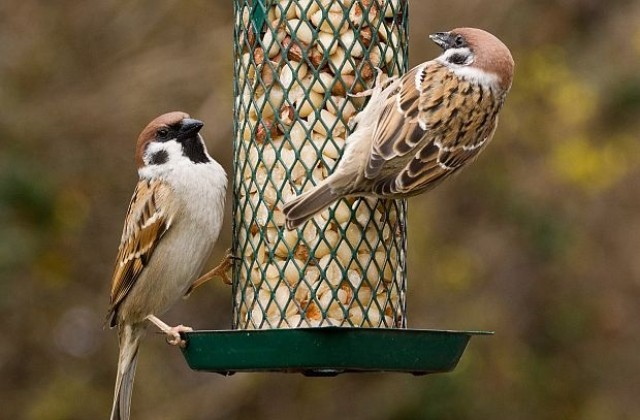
[
  {"left": 183, "top": 326, "right": 494, "bottom": 335},
  {"left": 180, "top": 327, "right": 492, "bottom": 376}
]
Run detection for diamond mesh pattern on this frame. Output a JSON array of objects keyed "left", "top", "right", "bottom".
[{"left": 232, "top": 0, "right": 409, "bottom": 329}]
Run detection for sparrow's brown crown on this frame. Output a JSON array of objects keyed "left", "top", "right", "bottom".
[
  {"left": 135, "top": 111, "right": 192, "bottom": 168},
  {"left": 451, "top": 27, "right": 514, "bottom": 91}
]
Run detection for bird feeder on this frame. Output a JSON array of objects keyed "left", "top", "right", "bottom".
[{"left": 181, "top": 0, "right": 488, "bottom": 376}]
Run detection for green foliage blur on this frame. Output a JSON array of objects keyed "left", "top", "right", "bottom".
[{"left": 1, "top": 1, "right": 639, "bottom": 419}]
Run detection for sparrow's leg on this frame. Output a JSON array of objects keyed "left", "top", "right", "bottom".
[
  {"left": 349, "top": 68, "right": 396, "bottom": 99},
  {"left": 146, "top": 315, "right": 192, "bottom": 347},
  {"left": 184, "top": 249, "right": 237, "bottom": 298}
]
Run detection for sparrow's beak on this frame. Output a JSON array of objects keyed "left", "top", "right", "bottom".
[
  {"left": 177, "top": 118, "right": 204, "bottom": 140},
  {"left": 429, "top": 32, "right": 452, "bottom": 50}
]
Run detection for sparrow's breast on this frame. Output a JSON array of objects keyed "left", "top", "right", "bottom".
[{"left": 120, "top": 161, "right": 227, "bottom": 322}]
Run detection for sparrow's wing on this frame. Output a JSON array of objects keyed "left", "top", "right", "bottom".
[
  {"left": 367, "top": 62, "right": 501, "bottom": 196},
  {"left": 108, "top": 178, "right": 174, "bottom": 319}
]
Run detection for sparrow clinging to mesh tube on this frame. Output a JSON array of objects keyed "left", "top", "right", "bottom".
[
  {"left": 283, "top": 28, "right": 514, "bottom": 229},
  {"left": 106, "top": 112, "right": 228, "bottom": 420}
]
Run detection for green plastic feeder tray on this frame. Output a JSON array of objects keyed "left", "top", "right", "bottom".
[{"left": 181, "top": 328, "right": 491, "bottom": 376}]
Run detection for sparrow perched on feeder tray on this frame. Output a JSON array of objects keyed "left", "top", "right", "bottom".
[
  {"left": 106, "top": 112, "right": 228, "bottom": 420},
  {"left": 283, "top": 28, "right": 514, "bottom": 229}
]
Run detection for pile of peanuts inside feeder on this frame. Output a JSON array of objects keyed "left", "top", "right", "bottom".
[{"left": 234, "top": 0, "right": 407, "bottom": 329}]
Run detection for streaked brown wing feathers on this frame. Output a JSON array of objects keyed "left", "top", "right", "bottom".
[
  {"left": 366, "top": 66, "right": 429, "bottom": 178},
  {"left": 369, "top": 62, "right": 502, "bottom": 196},
  {"left": 108, "top": 179, "right": 173, "bottom": 316}
]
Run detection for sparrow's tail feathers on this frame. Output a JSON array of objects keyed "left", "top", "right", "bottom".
[
  {"left": 282, "top": 181, "right": 340, "bottom": 230},
  {"left": 110, "top": 324, "right": 143, "bottom": 420}
]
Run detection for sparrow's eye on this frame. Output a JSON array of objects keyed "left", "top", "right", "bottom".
[
  {"left": 157, "top": 128, "right": 169, "bottom": 138},
  {"left": 454, "top": 35, "right": 465, "bottom": 48}
]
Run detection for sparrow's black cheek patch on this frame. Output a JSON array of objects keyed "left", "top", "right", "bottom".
[
  {"left": 149, "top": 150, "right": 169, "bottom": 165},
  {"left": 448, "top": 53, "right": 467, "bottom": 65}
]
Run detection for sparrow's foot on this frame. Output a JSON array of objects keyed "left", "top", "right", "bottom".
[
  {"left": 165, "top": 325, "right": 193, "bottom": 347},
  {"left": 146, "top": 315, "right": 192, "bottom": 348},
  {"left": 184, "top": 249, "right": 238, "bottom": 298},
  {"left": 349, "top": 69, "right": 395, "bottom": 98},
  {"left": 347, "top": 114, "right": 360, "bottom": 130},
  {"left": 349, "top": 89, "right": 374, "bottom": 98}
]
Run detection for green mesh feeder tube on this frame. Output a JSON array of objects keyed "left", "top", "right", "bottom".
[
  {"left": 180, "top": 0, "right": 490, "bottom": 375},
  {"left": 233, "top": 0, "right": 408, "bottom": 330}
]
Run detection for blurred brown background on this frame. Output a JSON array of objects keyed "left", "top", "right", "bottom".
[{"left": 1, "top": 1, "right": 639, "bottom": 419}]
